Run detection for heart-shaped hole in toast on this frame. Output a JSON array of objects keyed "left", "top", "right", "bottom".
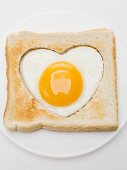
[{"left": 20, "top": 46, "right": 103, "bottom": 117}]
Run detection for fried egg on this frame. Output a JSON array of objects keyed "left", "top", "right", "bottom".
[{"left": 20, "top": 46, "right": 103, "bottom": 117}]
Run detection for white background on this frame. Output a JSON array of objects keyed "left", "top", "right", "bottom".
[{"left": 0, "top": 0, "right": 127, "bottom": 169}]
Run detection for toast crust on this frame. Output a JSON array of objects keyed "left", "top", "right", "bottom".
[{"left": 4, "top": 29, "right": 118, "bottom": 132}]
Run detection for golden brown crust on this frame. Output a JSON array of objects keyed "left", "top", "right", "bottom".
[{"left": 4, "top": 28, "right": 118, "bottom": 132}]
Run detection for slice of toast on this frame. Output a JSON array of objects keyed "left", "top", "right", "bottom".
[{"left": 4, "top": 29, "right": 118, "bottom": 132}]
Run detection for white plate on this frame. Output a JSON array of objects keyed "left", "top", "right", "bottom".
[{"left": 0, "top": 11, "right": 126, "bottom": 158}]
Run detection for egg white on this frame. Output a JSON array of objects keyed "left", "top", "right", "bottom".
[{"left": 20, "top": 46, "right": 103, "bottom": 117}]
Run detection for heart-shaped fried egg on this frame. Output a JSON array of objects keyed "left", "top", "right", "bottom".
[{"left": 20, "top": 46, "right": 103, "bottom": 117}]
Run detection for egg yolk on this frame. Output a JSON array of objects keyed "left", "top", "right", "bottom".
[{"left": 39, "top": 61, "right": 83, "bottom": 106}]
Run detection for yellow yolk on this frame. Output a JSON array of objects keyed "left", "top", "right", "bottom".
[{"left": 39, "top": 61, "right": 83, "bottom": 106}]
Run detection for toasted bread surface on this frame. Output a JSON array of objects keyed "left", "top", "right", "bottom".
[{"left": 4, "top": 29, "right": 118, "bottom": 132}]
